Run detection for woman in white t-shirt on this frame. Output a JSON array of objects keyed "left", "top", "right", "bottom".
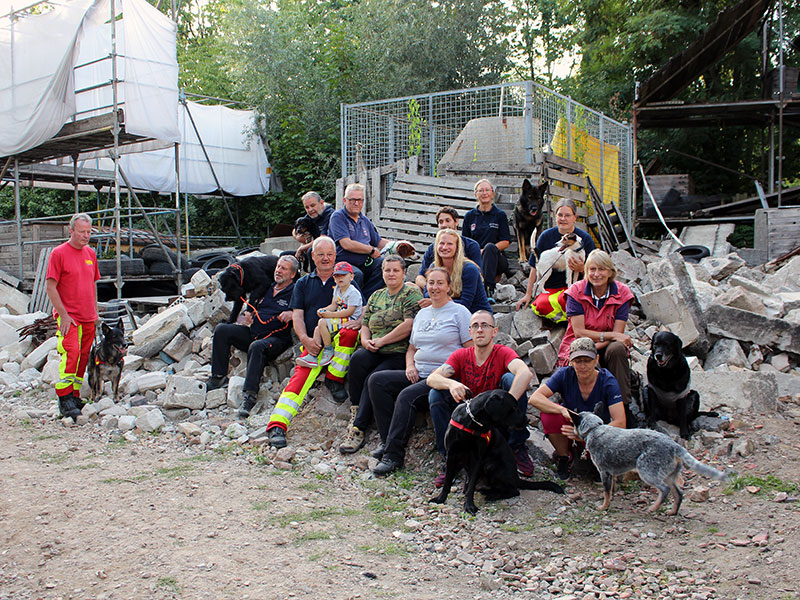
[{"left": 369, "top": 267, "right": 473, "bottom": 475}]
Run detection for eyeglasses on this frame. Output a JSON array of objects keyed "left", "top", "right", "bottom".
[
  {"left": 345, "top": 197, "right": 364, "bottom": 203},
  {"left": 469, "top": 322, "right": 495, "bottom": 331}
]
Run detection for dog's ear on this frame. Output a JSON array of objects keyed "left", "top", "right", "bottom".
[
  {"left": 593, "top": 401, "right": 605, "bottom": 419},
  {"left": 522, "top": 178, "right": 532, "bottom": 192},
  {"left": 116, "top": 318, "right": 124, "bottom": 332},
  {"left": 569, "top": 410, "right": 582, "bottom": 428},
  {"left": 101, "top": 322, "right": 111, "bottom": 336},
  {"left": 537, "top": 182, "right": 548, "bottom": 196}
]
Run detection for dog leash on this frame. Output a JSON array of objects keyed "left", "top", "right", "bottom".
[
  {"left": 464, "top": 398, "right": 484, "bottom": 427},
  {"left": 240, "top": 296, "right": 291, "bottom": 340}
]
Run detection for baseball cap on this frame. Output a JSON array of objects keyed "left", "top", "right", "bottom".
[
  {"left": 569, "top": 337, "right": 598, "bottom": 361},
  {"left": 333, "top": 261, "right": 354, "bottom": 275}
]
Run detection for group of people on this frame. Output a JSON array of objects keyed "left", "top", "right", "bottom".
[{"left": 49, "top": 176, "right": 636, "bottom": 483}]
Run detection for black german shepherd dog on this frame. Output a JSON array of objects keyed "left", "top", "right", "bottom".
[
  {"left": 217, "top": 255, "right": 278, "bottom": 323},
  {"left": 88, "top": 319, "right": 127, "bottom": 403},
  {"left": 430, "top": 389, "right": 564, "bottom": 515},
  {"left": 513, "top": 179, "right": 548, "bottom": 262}
]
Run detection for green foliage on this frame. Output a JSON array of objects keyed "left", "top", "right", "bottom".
[{"left": 407, "top": 99, "right": 425, "bottom": 158}]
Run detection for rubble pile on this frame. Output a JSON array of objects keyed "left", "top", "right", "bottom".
[{"left": 0, "top": 233, "right": 798, "bottom": 464}]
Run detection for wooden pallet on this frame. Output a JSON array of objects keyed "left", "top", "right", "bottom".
[
  {"left": 29, "top": 248, "right": 54, "bottom": 314},
  {"left": 586, "top": 177, "right": 638, "bottom": 257}
]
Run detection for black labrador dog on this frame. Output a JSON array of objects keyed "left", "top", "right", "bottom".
[
  {"left": 643, "top": 331, "right": 701, "bottom": 439},
  {"left": 217, "top": 255, "right": 278, "bottom": 324},
  {"left": 513, "top": 179, "right": 548, "bottom": 263},
  {"left": 430, "top": 389, "right": 563, "bottom": 515},
  {"left": 87, "top": 319, "right": 127, "bottom": 403}
]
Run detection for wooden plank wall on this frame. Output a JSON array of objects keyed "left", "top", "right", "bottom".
[
  {"left": 755, "top": 208, "right": 800, "bottom": 260},
  {"left": 0, "top": 223, "right": 67, "bottom": 288}
]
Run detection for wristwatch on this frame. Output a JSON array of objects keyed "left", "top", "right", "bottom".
[{"left": 600, "top": 332, "right": 605, "bottom": 342}]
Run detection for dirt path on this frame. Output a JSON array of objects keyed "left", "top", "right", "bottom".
[{"left": 1, "top": 405, "right": 799, "bottom": 600}]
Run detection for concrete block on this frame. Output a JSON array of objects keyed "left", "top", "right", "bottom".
[
  {"left": 646, "top": 257, "right": 676, "bottom": 289},
  {"left": 20, "top": 337, "right": 58, "bottom": 371},
  {"left": 178, "top": 421, "right": 203, "bottom": 436},
  {"left": 699, "top": 253, "right": 745, "bottom": 281},
  {"left": 136, "top": 408, "right": 165, "bottom": 432},
  {"left": 770, "top": 353, "right": 791, "bottom": 373},
  {"left": 776, "top": 292, "right": 800, "bottom": 314},
  {"left": 163, "top": 332, "right": 192, "bottom": 362},
  {"left": 41, "top": 357, "right": 60, "bottom": 385},
  {"left": 529, "top": 342, "right": 557, "bottom": 375},
  {"left": 162, "top": 375, "right": 206, "bottom": 410},
  {"left": 692, "top": 370, "right": 778, "bottom": 413},
  {"left": 686, "top": 262, "right": 712, "bottom": 283},
  {"left": 227, "top": 376, "right": 246, "bottom": 408},
  {"left": 510, "top": 309, "right": 548, "bottom": 344},
  {"left": 667, "top": 253, "right": 709, "bottom": 358},
  {"left": 692, "top": 281, "right": 719, "bottom": 312},
  {"left": 163, "top": 408, "right": 191, "bottom": 421},
  {"left": 704, "top": 338, "right": 749, "bottom": 370},
  {"left": 713, "top": 287, "right": 767, "bottom": 316},
  {"left": 0, "top": 319, "right": 19, "bottom": 348},
  {"left": 203, "top": 290, "right": 231, "bottom": 326},
  {"left": 494, "top": 284, "right": 516, "bottom": 304},
  {"left": 728, "top": 275, "right": 784, "bottom": 317},
  {"left": 118, "top": 415, "right": 137, "bottom": 431},
  {"left": 130, "top": 303, "right": 193, "bottom": 358},
  {"left": 495, "top": 312, "right": 512, "bottom": 336},
  {"left": 186, "top": 298, "right": 206, "bottom": 328},
  {"left": 0, "top": 281, "right": 30, "bottom": 314},
  {"left": 762, "top": 255, "right": 800, "bottom": 293},
  {"left": 123, "top": 354, "right": 145, "bottom": 371},
  {"left": 137, "top": 371, "right": 167, "bottom": 393},
  {"left": 610, "top": 250, "right": 646, "bottom": 284},
  {"left": 706, "top": 305, "right": 800, "bottom": 354},
  {"left": 205, "top": 388, "right": 227, "bottom": 409},
  {"left": 785, "top": 309, "right": 800, "bottom": 325},
  {"left": 639, "top": 286, "right": 700, "bottom": 347}
]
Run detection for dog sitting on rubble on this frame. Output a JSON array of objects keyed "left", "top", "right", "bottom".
[{"left": 217, "top": 255, "right": 278, "bottom": 324}]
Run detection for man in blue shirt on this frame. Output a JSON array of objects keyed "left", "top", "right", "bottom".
[
  {"left": 414, "top": 206, "right": 482, "bottom": 291},
  {"left": 284, "top": 191, "right": 335, "bottom": 269},
  {"left": 327, "top": 183, "right": 388, "bottom": 301},
  {"left": 207, "top": 255, "right": 298, "bottom": 418}
]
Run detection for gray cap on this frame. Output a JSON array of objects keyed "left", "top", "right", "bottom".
[{"left": 569, "top": 337, "right": 598, "bottom": 361}]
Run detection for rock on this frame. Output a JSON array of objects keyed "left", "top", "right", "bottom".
[
  {"left": 101, "top": 415, "right": 119, "bottom": 430},
  {"left": 205, "top": 388, "right": 227, "bottom": 409},
  {"left": 699, "top": 253, "right": 744, "bottom": 281},
  {"left": 692, "top": 415, "right": 728, "bottom": 432},
  {"left": 732, "top": 437, "right": 755, "bottom": 457},
  {"left": 130, "top": 303, "right": 193, "bottom": 358},
  {"left": 162, "top": 375, "right": 206, "bottom": 410},
  {"left": 313, "top": 462, "right": 332, "bottom": 475},
  {"left": 785, "top": 309, "right": 800, "bottom": 325},
  {"left": 713, "top": 287, "right": 766, "bottom": 316},
  {"left": 225, "top": 422, "right": 247, "bottom": 439},
  {"left": 203, "top": 289, "right": 231, "bottom": 326},
  {"left": 526, "top": 429, "right": 555, "bottom": 464},
  {"left": 770, "top": 353, "right": 791, "bottom": 373},
  {"left": 0, "top": 281, "right": 30, "bottom": 314},
  {"left": 529, "top": 342, "right": 557, "bottom": 375},
  {"left": 705, "top": 305, "right": 800, "bottom": 354},
  {"left": 704, "top": 339, "right": 749, "bottom": 370},
  {"left": 162, "top": 332, "right": 192, "bottom": 362},
  {"left": 275, "top": 447, "right": 296, "bottom": 462},
  {"left": 41, "top": 357, "right": 60, "bottom": 385},
  {"left": 688, "top": 486, "right": 710, "bottom": 502},
  {"left": 20, "top": 337, "right": 58, "bottom": 371},
  {"left": 510, "top": 309, "right": 547, "bottom": 343},
  {"left": 185, "top": 298, "right": 206, "bottom": 328},
  {"left": 118, "top": 415, "right": 137, "bottom": 431},
  {"left": 638, "top": 286, "right": 700, "bottom": 347},
  {"left": 163, "top": 408, "right": 191, "bottom": 421},
  {"left": 178, "top": 422, "right": 202, "bottom": 436},
  {"left": 494, "top": 284, "right": 516, "bottom": 303},
  {"left": 136, "top": 408, "right": 165, "bottom": 432},
  {"left": 692, "top": 370, "right": 778, "bottom": 413},
  {"left": 227, "top": 376, "right": 246, "bottom": 408},
  {"left": 0, "top": 319, "right": 20, "bottom": 347},
  {"left": 611, "top": 250, "right": 646, "bottom": 284},
  {"left": 99, "top": 405, "right": 128, "bottom": 417},
  {"left": 762, "top": 255, "right": 800, "bottom": 293},
  {"left": 137, "top": 371, "right": 167, "bottom": 393},
  {"left": 727, "top": 276, "right": 785, "bottom": 317}
]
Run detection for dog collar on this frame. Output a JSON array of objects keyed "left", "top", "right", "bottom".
[
  {"left": 231, "top": 262, "right": 245, "bottom": 286},
  {"left": 449, "top": 418, "right": 491, "bottom": 443},
  {"left": 464, "top": 399, "right": 484, "bottom": 428}
]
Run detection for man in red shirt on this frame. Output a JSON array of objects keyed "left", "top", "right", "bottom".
[
  {"left": 46, "top": 213, "right": 100, "bottom": 420},
  {"left": 427, "top": 310, "right": 534, "bottom": 483}
]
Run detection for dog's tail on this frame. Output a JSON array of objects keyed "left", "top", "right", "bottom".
[
  {"left": 678, "top": 448, "right": 729, "bottom": 482},
  {"left": 518, "top": 480, "right": 565, "bottom": 494}
]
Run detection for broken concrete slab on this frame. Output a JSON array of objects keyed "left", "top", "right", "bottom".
[
  {"left": 509, "top": 309, "right": 548, "bottom": 344},
  {"left": 638, "top": 286, "right": 701, "bottom": 347},
  {"left": 20, "top": 336, "right": 58, "bottom": 371},
  {"left": 611, "top": 250, "right": 646, "bottom": 284},
  {"left": 762, "top": 255, "right": 800, "bottom": 293},
  {"left": 0, "top": 319, "right": 19, "bottom": 348},
  {"left": 130, "top": 303, "right": 193, "bottom": 358},
  {"left": 699, "top": 253, "right": 745, "bottom": 281},
  {"left": 494, "top": 284, "right": 516, "bottom": 304},
  {"left": 136, "top": 408, "right": 165, "bottom": 432},
  {"left": 136, "top": 371, "right": 168, "bottom": 393},
  {"left": 705, "top": 304, "right": 800, "bottom": 354},
  {"left": 0, "top": 281, "right": 30, "bottom": 315},
  {"left": 713, "top": 286, "right": 767, "bottom": 316},
  {"left": 693, "top": 370, "right": 778, "bottom": 413},
  {"left": 667, "top": 253, "right": 709, "bottom": 358},
  {"left": 705, "top": 339, "right": 749, "bottom": 370},
  {"left": 529, "top": 342, "right": 557, "bottom": 375},
  {"left": 162, "top": 375, "right": 206, "bottom": 410},
  {"left": 727, "top": 275, "right": 784, "bottom": 317},
  {"left": 227, "top": 376, "right": 246, "bottom": 408},
  {"left": 163, "top": 332, "right": 192, "bottom": 362}
]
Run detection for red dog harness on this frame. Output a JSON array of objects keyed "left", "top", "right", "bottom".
[{"left": 449, "top": 418, "right": 492, "bottom": 444}]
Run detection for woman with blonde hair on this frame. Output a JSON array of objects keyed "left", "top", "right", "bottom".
[
  {"left": 422, "top": 228, "right": 491, "bottom": 313},
  {"left": 556, "top": 249, "right": 635, "bottom": 406},
  {"left": 462, "top": 178, "right": 512, "bottom": 301}
]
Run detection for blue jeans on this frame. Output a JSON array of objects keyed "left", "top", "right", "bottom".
[{"left": 428, "top": 372, "right": 530, "bottom": 455}]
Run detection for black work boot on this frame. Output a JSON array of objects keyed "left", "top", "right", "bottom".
[
  {"left": 238, "top": 391, "right": 257, "bottom": 419},
  {"left": 58, "top": 393, "right": 81, "bottom": 420}
]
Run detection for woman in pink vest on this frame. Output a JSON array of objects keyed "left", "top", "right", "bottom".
[{"left": 557, "top": 250, "right": 635, "bottom": 406}]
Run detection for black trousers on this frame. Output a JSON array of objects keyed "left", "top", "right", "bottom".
[
  {"left": 348, "top": 347, "right": 405, "bottom": 431},
  {"left": 481, "top": 243, "right": 508, "bottom": 291},
  {"left": 211, "top": 323, "right": 289, "bottom": 392},
  {"left": 368, "top": 370, "right": 431, "bottom": 463}
]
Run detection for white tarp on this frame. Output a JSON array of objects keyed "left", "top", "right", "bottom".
[
  {"left": 0, "top": 0, "right": 179, "bottom": 158},
  {"left": 118, "top": 101, "right": 271, "bottom": 195},
  {"left": 82, "top": 101, "right": 272, "bottom": 196}
]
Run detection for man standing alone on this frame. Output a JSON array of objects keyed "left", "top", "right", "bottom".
[{"left": 46, "top": 213, "right": 100, "bottom": 420}]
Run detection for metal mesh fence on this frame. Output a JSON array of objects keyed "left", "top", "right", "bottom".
[{"left": 342, "top": 81, "right": 633, "bottom": 224}]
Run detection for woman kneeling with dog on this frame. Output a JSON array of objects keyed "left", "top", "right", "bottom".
[{"left": 529, "top": 337, "right": 626, "bottom": 480}]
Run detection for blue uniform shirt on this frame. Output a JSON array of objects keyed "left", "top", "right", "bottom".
[
  {"left": 250, "top": 282, "right": 295, "bottom": 342},
  {"left": 327, "top": 208, "right": 381, "bottom": 267},
  {"left": 462, "top": 205, "right": 512, "bottom": 248},
  {"left": 545, "top": 366, "right": 622, "bottom": 422}
]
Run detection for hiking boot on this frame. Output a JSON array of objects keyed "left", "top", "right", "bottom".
[
  {"left": 317, "top": 345, "right": 335, "bottom": 367},
  {"left": 206, "top": 375, "right": 228, "bottom": 392},
  {"left": 513, "top": 446, "right": 535, "bottom": 478},
  {"left": 339, "top": 426, "right": 365, "bottom": 454},
  {"left": 268, "top": 426, "right": 287, "bottom": 449},
  {"left": 434, "top": 458, "right": 448, "bottom": 488},
  {"left": 73, "top": 394, "right": 86, "bottom": 411},
  {"left": 373, "top": 456, "right": 402, "bottom": 476},
  {"left": 296, "top": 353, "right": 320, "bottom": 368},
  {"left": 238, "top": 391, "right": 257, "bottom": 419},
  {"left": 370, "top": 443, "right": 385, "bottom": 460},
  {"left": 326, "top": 379, "right": 348, "bottom": 403},
  {"left": 58, "top": 394, "right": 81, "bottom": 420},
  {"left": 555, "top": 455, "right": 572, "bottom": 481}
]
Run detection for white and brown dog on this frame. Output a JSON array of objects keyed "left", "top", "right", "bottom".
[{"left": 534, "top": 232, "right": 585, "bottom": 297}]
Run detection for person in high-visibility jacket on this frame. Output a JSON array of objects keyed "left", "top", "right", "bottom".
[
  {"left": 515, "top": 198, "right": 596, "bottom": 323},
  {"left": 266, "top": 236, "right": 359, "bottom": 448}
]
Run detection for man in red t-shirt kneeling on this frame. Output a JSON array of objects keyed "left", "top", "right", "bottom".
[
  {"left": 427, "top": 310, "right": 535, "bottom": 484},
  {"left": 46, "top": 213, "right": 100, "bottom": 420}
]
